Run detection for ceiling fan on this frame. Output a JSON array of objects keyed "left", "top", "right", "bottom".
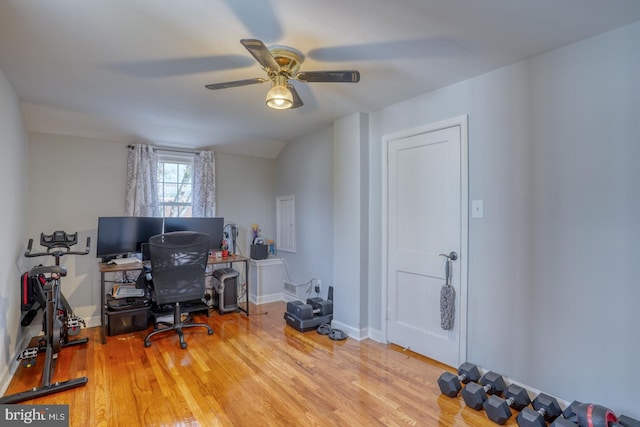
[{"left": 205, "top": 39, "right": 360, "bottom": 110}]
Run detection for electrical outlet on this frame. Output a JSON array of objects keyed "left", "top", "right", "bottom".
[{"left": 315, "top": 279, "right": 322, "bottom": 295}]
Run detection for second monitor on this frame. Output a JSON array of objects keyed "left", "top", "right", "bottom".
[{"left": 163, "top": 217, "right": 224, "bottom": 251}]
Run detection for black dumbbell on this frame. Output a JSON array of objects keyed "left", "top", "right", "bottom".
[
  {"left": 462, "top": 371, "right": 506, "bottom": 410},
  {"left": 548, "top": 400, "right": 582, "bottom": 427},
  {"left": 437, "top": 362, "right": 481, "bottom": 397},
  {"left": 550, "top": 418, "right": 577, "bottom": 427},
  {"left": 307, "top": 298, "right": 333, "bottom": 316},
  {"left": 617, "top": 414, "right": 640, "bottom": 427},
  {"left": 516, "top": 393, "right": 562, "bottom": 427},
  {"left": 483, "top": 384, "right": 531, "bottom": 424}
]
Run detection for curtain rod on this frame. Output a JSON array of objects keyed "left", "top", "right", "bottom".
[{"left": 127, "top": 144, "right": 202, "bottom": 155}]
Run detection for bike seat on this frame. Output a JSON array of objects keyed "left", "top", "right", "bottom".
[{"left": 29, "top": 265, "right": 67, "bottom": 277}]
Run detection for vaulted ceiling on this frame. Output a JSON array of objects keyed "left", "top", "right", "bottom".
[{"left": 1, "top": 1, "right": 639, "bottom": 158}]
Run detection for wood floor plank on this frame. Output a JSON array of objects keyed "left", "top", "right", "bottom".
[{"left": 3, "top": 302, "right": 517, "bottom": 426}]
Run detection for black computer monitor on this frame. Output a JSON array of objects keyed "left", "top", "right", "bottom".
[
  {"left": 96, "top": 216, "right": 164, "bottom": 260},
  {"left": 163, "top": 217, "right": 224, "bottom": 251}
]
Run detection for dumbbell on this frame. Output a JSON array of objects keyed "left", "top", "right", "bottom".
[
  {"left": 516, "top": 393, "right": 562, "bottom": 427},
  {"left": 483, "top": 384, "right": 531, "bottom": 424},
  {"left": 461, "top": 371, "right": 506, "bottom": 410},
  {"left": 287, "top": 299, "right": 332, "bottom": 320},
  {"left": 307, "top": 297, "right": 333, "bottom": 316},
  {"left": 286, "top": 300, "right": 309, "bottom": 317},
  {"left": 618, "top": 415, "right": 640, "bottom": 427},
  {"left": 548, "top": 400, "right": 582, "bottom": 427},
  {"left": 437, "top": 362, "right": 481, "bottom": 397}
]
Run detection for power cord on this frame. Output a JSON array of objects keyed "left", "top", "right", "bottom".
[{"left": 281, "top": 258, "right": 320, "bottom": 295}]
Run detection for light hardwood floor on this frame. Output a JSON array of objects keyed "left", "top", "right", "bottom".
[{"left": 4, "top": 302, "right": 513, "bottom": 426}]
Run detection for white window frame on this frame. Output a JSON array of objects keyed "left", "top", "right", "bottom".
[{"left": 157, "top": 152, "right": 195, "bottom": 217}]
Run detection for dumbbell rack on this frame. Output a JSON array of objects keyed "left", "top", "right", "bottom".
[{"left": 284, "top": 287, "right": 334, "bottom": 332}]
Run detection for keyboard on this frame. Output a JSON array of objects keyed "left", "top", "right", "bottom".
[
  {"left": 108, "top": 257, "right": 139, "bottom": 266},
  {"left": 112, "top": 286, "right": 145, "bottom": 298}
]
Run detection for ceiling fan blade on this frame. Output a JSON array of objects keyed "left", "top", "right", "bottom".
[
  {"left": 205, "top": 77, "right": 267, "bottom": 90},
  {"left": 223, "top": 0, "right": 283, "bottom": 42},
  {"left": 240, "top": 39, "right": 280, "bottom": 73},
  {"left": 111, "top": 55, "right": 254, "bottom": 79},
  {"left": 295, "top": 70, "right": 360, "bottom": 83},
  {"left": 288, "top": 84, "right": 304, "bottom": 109}
]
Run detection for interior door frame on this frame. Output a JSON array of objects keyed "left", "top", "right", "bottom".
[{"left": 381, "top": 115, "right": 469, "bottom": 367}]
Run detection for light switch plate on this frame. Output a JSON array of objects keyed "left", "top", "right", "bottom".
[{"left": 472, "top": 200, "right": 484, "bottom": 218}]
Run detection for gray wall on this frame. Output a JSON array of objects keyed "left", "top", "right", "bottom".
[
  {"left": 215, "top": 151, "right": 276, "bottom": 256},
  {"left": 274, "top": 126, "right": 333, "bottom": 299},
  {"left": 26, "top": 133, "right": 128, "bottom": 323},
  {"left": 23, "top": 134, "right": 275, "bottom": 327},
  {"left": 0, "top": 69, "right": 28, "bottom": 390},
  {"left": 527, "top": 23, "right": 640, "bottom": 413},
  {"left": 368, "top": 21, "right": 640, "bottom": 417},
  {"left": 332, "top": 114, "right": 369, "bottom": 336}
]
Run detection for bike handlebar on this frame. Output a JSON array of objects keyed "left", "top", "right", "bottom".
[{"left": 25, "top": 235, "right": 91, "bottom": 258}]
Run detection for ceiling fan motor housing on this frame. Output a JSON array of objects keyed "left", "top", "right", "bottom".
[{"left": 269, "top": 47, "right": 303, "bottom": 78}]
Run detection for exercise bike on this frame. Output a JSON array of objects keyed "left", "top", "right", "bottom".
[{"left": 0, "top": 231, "right": 90, "bottom": 404}]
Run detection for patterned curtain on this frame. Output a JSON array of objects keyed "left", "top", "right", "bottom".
[
  {"left": 124, "top": 144, "right": 160, "bottom": 216},
  {"left": 192, "top": 150, "right": 216, "bottom": 217}
]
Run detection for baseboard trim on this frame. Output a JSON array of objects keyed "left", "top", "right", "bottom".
[
  {"left": 474, "top": 368, "right": 572, "bottom": 411},
  {"left": 0, "top": 331, "right": 34, "bottom": 396},
  {"left": 250, "top": 292, "right": 283, "bottom": 305},
  {"left": 367, "top": 328, "right": 384, "bottom": 343},
  {"left": 330, "top": 320, "right": 367, "bottom": 341}
]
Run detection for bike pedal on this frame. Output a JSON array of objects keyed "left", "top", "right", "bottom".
[
  {"left": 67, "top": 316, "right": 85, "bottom": 327},
  {"left": 18, "top": 347, "right": 39, "bottom": 361}
]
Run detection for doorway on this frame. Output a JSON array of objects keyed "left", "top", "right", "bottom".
[{"left": 382, "top": 116, "right": 468, "bottom": 367}]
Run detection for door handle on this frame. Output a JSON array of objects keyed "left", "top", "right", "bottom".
[{"left": 439, "top": 251, "right": 458, "bottom": 261}]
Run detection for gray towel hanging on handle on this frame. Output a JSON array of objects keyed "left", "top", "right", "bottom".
[{"left": 440, "top": 253, "right": 456, "bottom": 330}]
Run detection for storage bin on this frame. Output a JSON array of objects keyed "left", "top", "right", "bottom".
[
  {"left": 107, "top": 307, "right": 149, "bottom": 336},
  {"left": 250, "top": 244, "right": 268, "bottom": 260}
]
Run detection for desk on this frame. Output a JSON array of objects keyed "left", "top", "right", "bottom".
[{"left": 99, "top": 255, "right": 250, "bottom": 344}]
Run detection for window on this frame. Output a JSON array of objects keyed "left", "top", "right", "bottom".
[{"left": 157, "top": 153, "right": 194, "bottom": 217}]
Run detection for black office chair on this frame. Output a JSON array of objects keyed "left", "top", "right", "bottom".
[{"left": 144, "top": 231, "right": 214, "bottom": 349}]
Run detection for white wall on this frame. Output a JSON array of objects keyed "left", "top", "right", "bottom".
[
  {"left": 0, "top": 69, "right": 28, "bottom": 391},
  {"left": 368, "top": 21, "right": 640, "bottom": 417},
  {"left": 274, "top": 126, "right": 333, "bottom": 298},
  {"left": 215, "top": 151, "right": 276, "bottom": 257},
  {"left": 526, "top": 22, "right": 640, "bottom": 414},
  {"left": 26, "top": 133, "right": 127, "bottom": 324},
  {"left": 333, "top": 113, "right": 369, "bottom": 337},
  {"left": 24, "top": 135, "right": 276, "bottom": 326}
]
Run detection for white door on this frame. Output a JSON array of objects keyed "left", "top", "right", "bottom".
[{"left": 384, "top": 117, "right": 468, "bottom": 368}]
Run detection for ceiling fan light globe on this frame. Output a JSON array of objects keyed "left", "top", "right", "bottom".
[{"left": 266, "top": 84, "right": 293, "bottom": 110}]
